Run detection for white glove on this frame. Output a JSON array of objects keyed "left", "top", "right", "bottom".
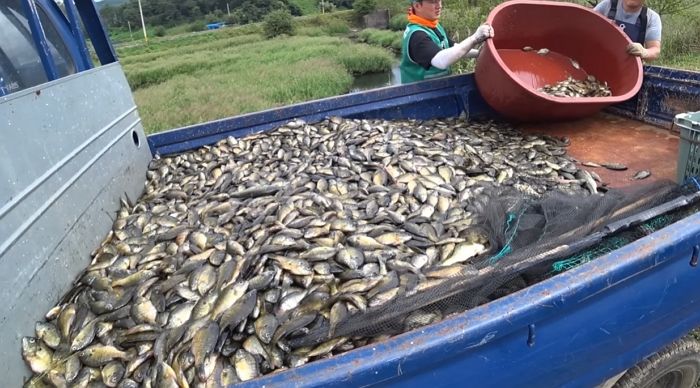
[
  {"left": 470, "top": 24, "right": 495, "bottom": 45},
  {"left": 626, "top": 43, "right": 648, "bottom": 59}
]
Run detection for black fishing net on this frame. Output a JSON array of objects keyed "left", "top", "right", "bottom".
[{"left": 291, "top": 179, "right": 700, "bottom": 347}]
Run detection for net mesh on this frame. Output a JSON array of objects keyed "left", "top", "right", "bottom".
[{"left": 289, "top": 179, "right": 700, "bottom": 347}]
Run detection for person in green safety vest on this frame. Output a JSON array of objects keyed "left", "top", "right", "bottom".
[{"left": 400, "top": 0, "right": 495, "bottom": 84}]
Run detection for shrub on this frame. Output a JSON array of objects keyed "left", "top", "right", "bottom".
[
  {"left": 389, "top": 13, "right": 407, "bottom": 31},
  {"left": 353, "top": 0, "right": 377, "bottom": 17},
  {"left": 324, "top": 19, "right": 351, "bottom": 34},
  {"left": 154, "top": 26, "right": 166, "bottom": 37},
  {"left": 288, "top": 2, "right": 303, "bottom": 16},
  {"left": 264, "top": 10, "right": 295, "bottom": 38}
]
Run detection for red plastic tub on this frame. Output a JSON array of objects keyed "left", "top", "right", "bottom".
[{"left": 474, "top": 0, "right": 643, "bottom": 122}]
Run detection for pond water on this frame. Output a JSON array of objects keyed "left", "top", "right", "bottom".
[{"left": 349, "top": 61, "right": 402, "bottom": 93}]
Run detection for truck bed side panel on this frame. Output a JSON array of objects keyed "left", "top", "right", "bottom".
[
  {"left": 608, "top": 66, "right": 700, "bottom": 129},
  {"left": 0, "top": 63, "right": 152, "bottom": 385}
]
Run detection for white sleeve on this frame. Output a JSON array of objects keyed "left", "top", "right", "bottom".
[
  {"left": 465, "top": 49, "right": 480, "bottom": 59},
  {"left": 430, "top": 37, "right": 477, "bottom": 69}
]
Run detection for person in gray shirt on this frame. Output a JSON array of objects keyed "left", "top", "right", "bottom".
[{"left": 594, "top": 0, "right": 662, "bottom": 61}]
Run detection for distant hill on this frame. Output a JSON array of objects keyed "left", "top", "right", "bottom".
[{"left": 95, "top": 0, "right": 128, "bottom": 10}]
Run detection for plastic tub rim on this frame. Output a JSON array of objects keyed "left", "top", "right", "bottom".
[{"left": 482, "top": 0, "right": 644, "bottom": 104}]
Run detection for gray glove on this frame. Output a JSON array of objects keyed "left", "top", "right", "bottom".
[
  {"left": 470, "top": 24, "right": 495, "bottom": 45},
  {"left": 626, "top": 43, "right": 648, "bottom": 59}
]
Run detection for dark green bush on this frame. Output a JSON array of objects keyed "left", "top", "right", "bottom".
[
  {"left": 389, "top": 13, "right": 407, "bottom": 31},
  {"left": 264, "top": 10, "right": 295, "bottom": 38}
]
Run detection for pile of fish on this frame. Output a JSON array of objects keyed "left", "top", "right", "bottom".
[
  {"left": 22, "top": 117, "right": 598, "bottom": 387},
  {"left": 539, "top": 75, "right": 613, "bottom": 98}
]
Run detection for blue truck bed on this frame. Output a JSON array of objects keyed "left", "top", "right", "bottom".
[{"left": 145, "top": 70, "right": 700, "bottom": 387}]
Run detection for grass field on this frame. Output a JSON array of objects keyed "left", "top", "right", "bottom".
[{"left": 117, "top": 14, "right": 392, "bottom": 133}]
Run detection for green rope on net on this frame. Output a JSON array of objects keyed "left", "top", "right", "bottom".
[
  {"left": 489, "top": 210, "right": 523, "bottom": 265},
  {"left": 552, "top": 236, "right": 629, "bottom": 273},
  {"left": 639, "top": 215, "right": 671, "bottom": 235}
]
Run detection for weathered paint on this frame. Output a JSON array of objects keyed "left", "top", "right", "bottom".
[{"left": 608, "top": 66, "right": 700, "bottom": 129}]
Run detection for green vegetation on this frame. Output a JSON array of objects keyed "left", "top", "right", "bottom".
[
  {"left": 647, "top": 0, "right": 699, "bottom": 15},
  {"left": 263, "top": 10, "right": 295, "bottom": 38},
  {"left": 100, "top": 0, "right": 303, "bottom": 32},
  {"left": 353, "top": 0, "right": 377, "bottom": 17},
  {"left": 656, "top": 10, "right": 700, "bottom": 70},
  {"left": 358, "top": 28, "right": 402, "bottom": 52},
  {"left": 117, "top": 17, "right": 392, "bottom": 133},
  {"left": 292, "top": 0, "right": 322, "bottom": 14},
  {"left": 389, "top": 14, "right": 407, "bottom": 31}
]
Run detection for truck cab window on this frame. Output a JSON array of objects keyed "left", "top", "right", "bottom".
[{"left": 0, "top": 0, "right": 76, "bottom": 95}]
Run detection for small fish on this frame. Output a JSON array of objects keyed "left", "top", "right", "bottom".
[
  {"left": 102, "top": 360, "right": 126, "bottom": 387},
  {"left": 570, "top": 58, "right": 580, "bottom": 69},
  {"left": 602, "top": 162, "right": 628, "bottom": 171},
  {"left": 79, "top": 344, "right": 132, "bottom": 367},
  {"left": 35, "top": 322, "right": 61, "bottom": 349},
  {"left": 219, "top": 290, "right": 257, "bottom": 332},
  {"left": 254, "top": 314, "right": 279, "bottom": 344},
  {"left": 71, "top": 318, "right": 98, "bottom": 352},
  {"left": 336, "top": 246, "right": 365, "bottom": 269},
  {"left": 210, "top": 281, "right": 249, "bottom": 321},
  {"left": 633, "top": 170, "right": 651, "bottom": 180},
  {"left": 131, "top": 297, "right": 158, "bottom": 325},
  {"left": 440, "top": 243, "right": 487, "bottom": 266},
  {"left": 328, "top": 302, "right": 348, "bottom": 338},
  {"left": 192, "top": 321, "right": 219, "bottom": 369},
  {"left": 347, "top": 235, "right": 385, "bottom": 250},
  {"left": 308, "top": 337, "right": 348, "bottom": 358},
  {"left": 22, "top": 337, "right": 53, "bottom": 373},
  {"left": 375, "top": 232, "right": 413, "bottom": 246},
  {"left": 233, "top": 349, "right": 259, "bottom": 381}
]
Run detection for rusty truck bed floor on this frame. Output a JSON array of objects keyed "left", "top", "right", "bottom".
[{"left": 518, "top": 112, "right": 680, "bottom": 189}]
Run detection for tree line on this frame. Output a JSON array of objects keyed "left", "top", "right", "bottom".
[{"left": 99, "top": 0, "right": 355, "bottom": 29}]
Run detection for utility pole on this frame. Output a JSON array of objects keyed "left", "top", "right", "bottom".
[
  {"left": 227, "top": 3, "right": 230, "bottom": 16},
  {"left": 127, "top": 20, "right": 133, "bottom": 41},
  {"left": 137, "top": 0, "right": 148, "bottom": 44}
]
